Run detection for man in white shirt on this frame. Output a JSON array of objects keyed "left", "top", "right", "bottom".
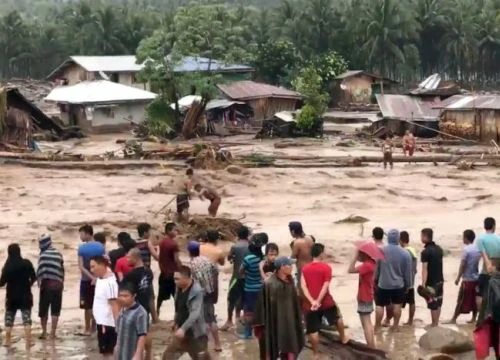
[{"left": 90, "top": 256, "right": 120, "bottom": 359}]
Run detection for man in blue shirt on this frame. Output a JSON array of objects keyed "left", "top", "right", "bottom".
[
  {"left": 77, "top": 224, "right": 105, "bottom": 336},
  {"left": 477, "top": 217, "right": 500, "bottom": 309}
]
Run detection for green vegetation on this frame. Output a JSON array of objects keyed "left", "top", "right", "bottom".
[{"left": 1, "top": 0, "right": 500, "bottom": 87}]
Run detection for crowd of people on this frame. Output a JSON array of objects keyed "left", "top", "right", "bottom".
[{"left": 1, "top": 215, "right": 500, "bottom": 360}]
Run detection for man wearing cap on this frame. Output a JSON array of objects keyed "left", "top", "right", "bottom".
[
  {"left": 37, "top": 234, "right": 65, "bottom": 339},
  {"left": 188, "top": 241, "right": 221, "bottom": 352},
  {"left": 254, "top": 256, "right": 304, "bottom": 360},
  {"left": 374, "top": 229, "right": 412, "bottom": 332}
]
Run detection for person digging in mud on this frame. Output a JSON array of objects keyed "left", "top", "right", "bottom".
[
  {"left": 176, "top": 168, "right": 194, "bottom": 222},
  {"left": 37, "top": 234, "right": 65, "bottom": 340},
  {"left": 194, "top": 183, "right": 222, "bottom": 217},
  {"left": 0, "top": 243, "right": 37, "bottom": 348},
  {"left": 403, "top": 130, "right": 416, "bottom": 158},
  {"left": 445, "top": 229, "right": 480, "bottom": 325},
  {"left": 381, "top": 134, "right": 394, "bottom": 170},
  {"left": 254, "top": 256, "right": 304, "bottom": 360},
  {"left": 302, "top": 243, "right": 349, "bottom": 359},
  {"left": 289, "top": 221, "right": 314, "bottom": 285}
]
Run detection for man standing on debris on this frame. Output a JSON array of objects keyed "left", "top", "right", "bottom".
[
  {"left": 157, "top": 222, "right": 181, "bottom": 317},
  {"left": 194, "top": 183, "right": 222, "bottom": 217},
  {"left": 78, "top": 224, "right": 105, "bottom": 336},
  {"left": 177, "top": 168, "right": 194, "bottom": 222},
  {"left": 403, "top": 130, "right": 416, "bottom": 157},
  {"left": 221, "top": 226, "right": 250, "bottom": 332},
  {"left": 381, "top": 134, "right": 394, "bottom": 170}
]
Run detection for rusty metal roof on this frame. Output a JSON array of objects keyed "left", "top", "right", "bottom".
[
  {"left": 217, "top": 81, "right": 302, "bottom": 101},
  {"left": 445, "top": 95, "right": 500, "bottom": 110},
  {"left": 375, "top": 94, "right": 439, "bottom": 121},
  {"left": 335, "top": 70, "right": 398, "bottom": 83}
]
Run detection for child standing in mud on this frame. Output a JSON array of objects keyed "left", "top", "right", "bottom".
[{"left": 381, "top": 135, "right": 394, "bottom": 170}]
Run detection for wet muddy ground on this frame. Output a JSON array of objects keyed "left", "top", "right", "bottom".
[{"left": 1, "top": 135, "right": 499, "bottom": 359}]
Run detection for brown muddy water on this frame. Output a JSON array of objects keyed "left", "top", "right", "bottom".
[{"left": 1, "top": 136, "right": 500, "bottom": 359}]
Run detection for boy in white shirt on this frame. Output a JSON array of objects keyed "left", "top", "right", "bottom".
[{"left": 90, "top": 256, "right": 120, "bottom": 358}]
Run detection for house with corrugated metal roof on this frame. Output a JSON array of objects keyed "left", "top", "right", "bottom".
[
  {"left": 217, "top": 80, "right": 301, "bottom": 122},
  {"left": 45, "top": 80, "right": 156, "bottom": 133},
  {"left": 331, "top": 70, "right": 398, "bottom": 108},
  {"left": 440, "top": 95, "right": 500, "bottom": 143},
  {"left": 47, "top": 55, "right": 254, "bottom": 89}
]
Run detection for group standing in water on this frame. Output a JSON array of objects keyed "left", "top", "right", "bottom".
[{"left": 1, "top": 215, "right": 500, "bottom": 360}]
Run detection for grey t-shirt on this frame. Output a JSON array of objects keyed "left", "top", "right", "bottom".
[
  {"left": 228, "top": 240, "right": 250, "bottom": 279},
  {"left": 116, "top": 303, "right": 148, "bottom": 360}
]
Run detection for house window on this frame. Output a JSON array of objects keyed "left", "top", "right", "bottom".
[
  {"left": 110, "top": 73, "right": 119, "bottom": 83},
  {"left": 102, "top": 107, "right": 115, "bottom": 118}
]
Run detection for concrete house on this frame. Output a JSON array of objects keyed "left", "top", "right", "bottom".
[
  {"left": 47, "top": 56, "right": 147, "bottom": 89},
  {"left": 47, "top": 55, "right": 255, "bottom": 90},
  {"left": 45, "top": 80, "right": 156, "bottom": 133}
]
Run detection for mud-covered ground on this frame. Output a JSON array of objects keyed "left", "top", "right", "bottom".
[{"left": 1, "top": 135, "right": 499, "bottom": 359}]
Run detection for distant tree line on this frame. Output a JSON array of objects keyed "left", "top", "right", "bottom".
[{"left": 1, "top": 0, "right": 500, "bottom": 88}]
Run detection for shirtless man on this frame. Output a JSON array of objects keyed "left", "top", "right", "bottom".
[
  {"left": 176, "top": 168, "right": 194, "bottom": 222},
  {"left": 403, "top": 130, "right": 416, "bottom": 157},
  {"left": 200, "top": 230, "right": 225, "bottom": 266},
  {"left": 194, "top": 184, "right": 221, "bottom": 217},
  {"left": 289, "top": 221, "right": 314, "bottom": 283},
  {"left": 381, "top": 135, "right": 394, "bottom": 170}
]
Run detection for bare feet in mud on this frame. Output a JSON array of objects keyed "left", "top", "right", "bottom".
[
  {"left": 443, "top": 319, "right": 457, "bottom": 325},
  {"left": 220, "top": 322, "right": 233, "bottom": 332},
  {"left": 389, "top": 325, "right": 400, "bottom": 333},
  {"left": 403, "top": 321, "right": 414, "bottom": 326},
  {"left": 341, "top": 334, "right": 351, "bottom": 344}
]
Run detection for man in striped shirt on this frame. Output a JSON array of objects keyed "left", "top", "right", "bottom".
[{"left": 37, "top": 234, "right": 64, "bottom": 339}]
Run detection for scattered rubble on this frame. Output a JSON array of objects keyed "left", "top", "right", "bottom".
[
  {"left": 335, "top": 215, "right": 370, "bottom": 224},
  {"left": 418, "top": 327, "right": 474, "bottom": 354}
]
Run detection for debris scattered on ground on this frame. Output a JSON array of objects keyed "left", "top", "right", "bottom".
[
  {"left": 274, "top": 140, "right": 323, "bottom": 149},
  {"left": 167, "top": 215, "right": 245, "bottom": 244},
  {"left": 335, "top": 215, "right": 370, "bottom": 224}
]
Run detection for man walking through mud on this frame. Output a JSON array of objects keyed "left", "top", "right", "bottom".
[{"left": 194, "top": 183, "right": 222, "bottom": 217}]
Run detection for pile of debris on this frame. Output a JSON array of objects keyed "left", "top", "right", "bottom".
[{"left": 5, "top": 78, "right": 59, "bottom": 116}]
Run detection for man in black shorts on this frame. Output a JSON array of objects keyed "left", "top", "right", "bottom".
[
  {"left": 374, "top": 229, "right": 412, "bottom": 331},
  {"left": 420, "top": 228, "right": 444, "bottom": 327},
  {"left": 176, "top": 168, "right": 193, "bottom": 222}
]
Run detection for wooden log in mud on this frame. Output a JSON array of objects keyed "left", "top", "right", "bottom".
[
  {"left": 0, "top": 159, "right": 186, "bottom": 170},
  {"left": 256, "top": 154, "right": 500, "bottom": 163},
  {"left": 312, "top": 330, "right": 388, "bottom": 359}
]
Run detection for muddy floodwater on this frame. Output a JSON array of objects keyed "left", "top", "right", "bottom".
[{"left": 1, "top": 135, "right": 499, "bottom": 359}]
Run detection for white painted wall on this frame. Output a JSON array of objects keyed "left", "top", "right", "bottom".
[{"left": 91, "top": 102, "right": 148, "bottom": 127}]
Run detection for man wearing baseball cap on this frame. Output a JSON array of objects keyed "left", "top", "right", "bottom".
[{"left": 254, "top": 256, "right": 304, "bottom": 360}]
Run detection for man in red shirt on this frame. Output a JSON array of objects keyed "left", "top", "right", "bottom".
[
  {"left": 157, "top": 222, "right": 181, "bottom": 316},
  {"left": 301, "top": 243, "right": 348, "bottom": 359}
]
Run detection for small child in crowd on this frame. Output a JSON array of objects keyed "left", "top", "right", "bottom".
[{"left": 260, "top": 243, "right": 279, "bottom": 280}]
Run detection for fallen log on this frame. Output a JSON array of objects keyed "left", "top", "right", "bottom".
[
  {"left": 0, "top": 159, "right": 186, "bottom": 170},
  {"left": 311, "top": 330, "right": 388, "bottom": 359},
  {"left": 0, "top": 151, "right": 84, "bottom": 161}
]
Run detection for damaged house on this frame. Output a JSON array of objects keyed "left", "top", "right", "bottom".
[
  {"left": 45, "top": 80, "right": 156, "bottom": 134},
  {"left": 0, "top": 87, "right": 64, "bottom": 149},
  {"left": 331, "top": 70, "right": 398, "bottom": 108},
  {"left": 440, "top": 95, "right": 500, "bottom": 143},
  {"left": 217, "top": 80, "right": 301, "bottom": 122}
]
